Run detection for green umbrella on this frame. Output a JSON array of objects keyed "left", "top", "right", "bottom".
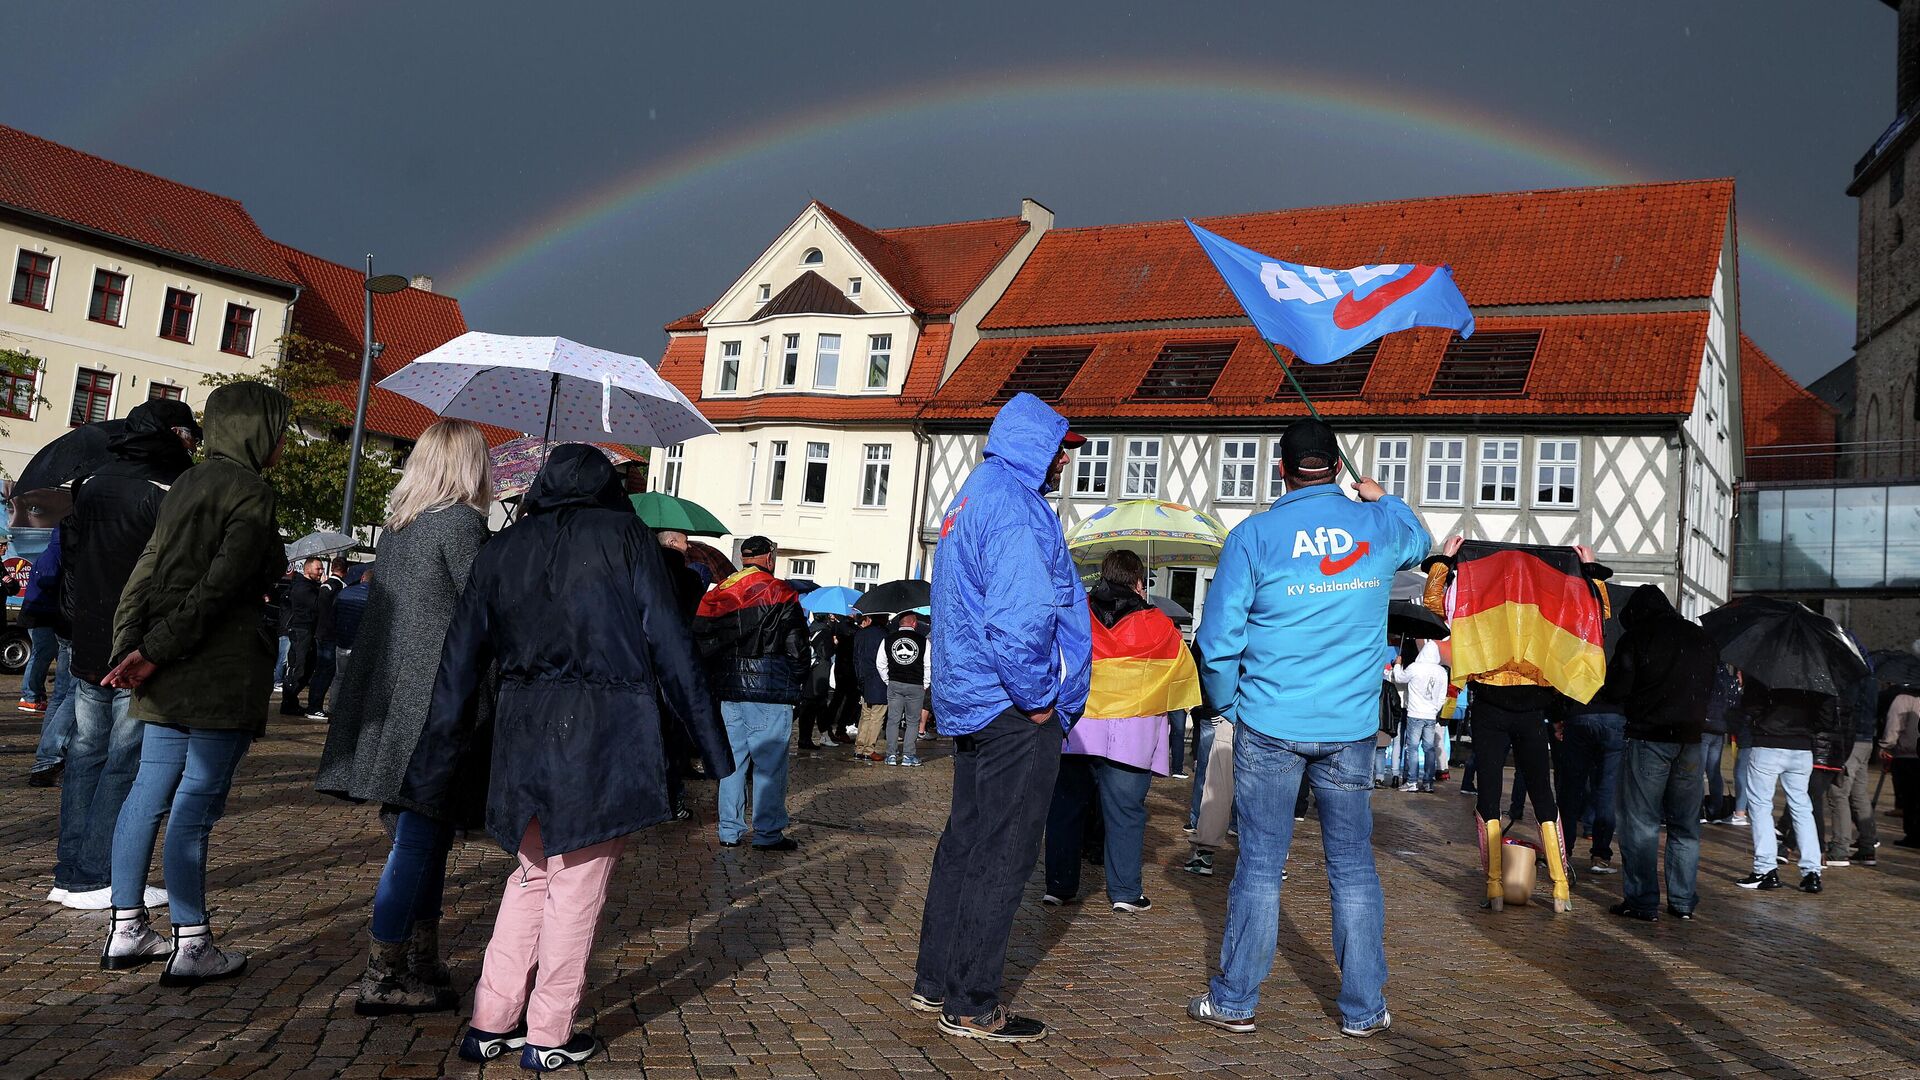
[{"left": 630, "top": 491, "right": 728, "bottom": 537}]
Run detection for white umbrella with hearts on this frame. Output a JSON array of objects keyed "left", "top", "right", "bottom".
[{"left": 377, "top": 332, "right": 715, "bottom": 446}]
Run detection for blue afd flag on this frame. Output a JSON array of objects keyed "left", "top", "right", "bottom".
[{"left": 1187, "top": 220, "right": 1474, "bottom": 365}]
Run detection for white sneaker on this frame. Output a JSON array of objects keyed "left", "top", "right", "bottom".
[
  {"left": 46, "top": 887, "right": 69, "bottom": 904},
  {"left": 62, "top": 887, "right": 113, "bottom": 911},
  {"left": 144, "top": 887, "right": 169, "bottom": 907}
]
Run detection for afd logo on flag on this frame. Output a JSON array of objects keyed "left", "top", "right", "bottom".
[{"left": 1187, "top": 220, "right": 1475, "bottom": 367}]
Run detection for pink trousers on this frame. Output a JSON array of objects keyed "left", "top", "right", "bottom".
[{"left": 469, "top": 819, "right": 626, "bottom": 1047}]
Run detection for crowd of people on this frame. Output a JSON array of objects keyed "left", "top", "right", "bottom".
[{"left": 12, "top": 383, "right": 1915, "bottom": 1069}]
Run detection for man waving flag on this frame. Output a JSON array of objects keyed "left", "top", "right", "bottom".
[{"left": 1186, "top": 220, "right": 1475, "bottom": 366}]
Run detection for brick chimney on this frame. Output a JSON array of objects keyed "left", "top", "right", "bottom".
[{"left": 409, "top": 275, "right": 434, "bottom": 293}]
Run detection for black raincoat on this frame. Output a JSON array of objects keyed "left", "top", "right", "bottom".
[{"left": 399, "top": 444, "right": 732, "bottom": 857}]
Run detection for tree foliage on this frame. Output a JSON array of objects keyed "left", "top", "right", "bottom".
[{"left": 201, "top": 333, "right": 401, "bottom": 537}]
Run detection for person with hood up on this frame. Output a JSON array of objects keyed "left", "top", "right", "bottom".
[
  {"left": 1043, "top": 548, "right": 1199, "bottom": 912},
  {"left": 314, "top": 419, "right": 493, "bottom": 1016},
  {"left": 910, "top": 392, "right": 1092, "bottom": 1044},
  {"left": 402, "top": 444, "right": 732, "bottom": 1070},
  {"left": 98, "top": 381, "right": 289, "bottom": 987},
  {"left": 1389, "top": 642, "right": 1449, "bottom": 793},
  {"left": 1598, "top": 585, "right": 1718, "bottom": 921},
  {"left": 49, "top": 398, "right": 199, "bottom": 912}
]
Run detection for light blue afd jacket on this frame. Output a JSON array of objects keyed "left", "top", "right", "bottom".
[
  {"left": 1197, "top": 485, "right": 1431, "bottom": 743},
  {"left": 930, "top": 393, "right": 1093, "bottom": 736}
]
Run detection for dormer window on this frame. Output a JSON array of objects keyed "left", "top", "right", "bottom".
[
  {"left": 801, "top": 248, "right": 824, "bottom": 266},
  {"left": 848, "top": 277, "right": 862, "bottom": 297},
  {"left": 757, "top": 284, "right": 771, "bottom": 303}
]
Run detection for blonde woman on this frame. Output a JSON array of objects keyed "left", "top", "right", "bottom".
[{"left": 315, "top": 420, "right": 492, "bottom": 1015}]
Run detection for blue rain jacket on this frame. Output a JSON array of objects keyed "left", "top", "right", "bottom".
[
  {"left": 1197, "top": 485, "right": 1431, "bottom": 743},
  {"left": 930, "top": 393, "right": 1092, "bottom": 736}
]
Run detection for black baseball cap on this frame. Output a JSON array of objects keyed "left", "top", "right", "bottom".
[
  {"left": 1280, "top": 418, "right": 1340, "bottom": 476},
  {"left": 739, "top": 535, "right": 777, "bottom": 558}
]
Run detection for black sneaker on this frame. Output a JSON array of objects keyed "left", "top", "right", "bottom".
[
  {"left": 1187, "top": 994, "right": 1255, "bottom": 1033},
  {"left": 1040, "top": 893, "right": 1080, "bottom": 907},
  {"left": 1799, "top": 871, "right": 1822, "bottom": 894},
  {"left": 1111, "top": 897, "right": 1151, "bottom": 913},
  {"left": 938, "top": 1006, "right": 1047, "bottom": 1042},
  {"left": 753, "top": 837, "right": 798, "bottom": 852},
  {"left": 908, "top": 991, "right": 944, "bottom": 1014},
  {"left": 520, "top": 1032, "right": 600, "bottom": 1070},
  {"left": 1183, "top": 852, "right": 1214, "bottom": 876},
  {"left": 26, "top": 765, "right": 61, "bottom": 788},
  {"left": 1736, "top": 869, "right": 1782, "bottom": 890},
  {"left": 1665, "top": 905, "right": 1695, "bottom": 920},
  {"left": 1608, "top": 902, "right": 1658, "bottom": 922},
  {"left": 458, "top": 1023, "right": 527, "bottom": 1062},
  {"left": 1856, "top": 847, "right": 1878, "bottom": 866}
]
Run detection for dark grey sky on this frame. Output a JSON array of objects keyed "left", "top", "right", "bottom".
[{"left": 12, "top": 2, "right": 1897, "bottom": 383}]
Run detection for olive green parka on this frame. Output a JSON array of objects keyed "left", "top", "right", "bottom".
[{"left": 112, "top": 381, "right": 290, "bottom": 732}]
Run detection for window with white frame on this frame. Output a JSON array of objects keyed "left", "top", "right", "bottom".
[
  {"left": 757, "top": 283, "right": 771, "bottom": 303},
  {"left": 814, "top": 334, "right": 841, "bottom": 389},
  {"left": 803, "top": 441, "right": 830, "bottom": 504},
  {"left": 744, "top": 442, "right": 759, "bottom": 503},
  {"left": 848, "top": 277, "right": 862, "bottom": 297},
  {"left": 1422, "top": 438, "right": 1465, "bottom": 505},
  {"left": 1074, "top": 437, "right": 1112, "bottom": 496},
  {"left": 1217, "top": 439, "right": 1257, "bottom": 501},
  {"left": 1124, "top": 437, "right": 1161, "bottom": 498},
  {"left": 1374, "top": 438, "right": 1411, "bottom": 500},
  {"left": 860, "top": 443, "right": 891, "bottom": 507},
  {"left": 1267, "top": 438, "right": 1286, "bottom": 500},
  {"left": 660, "top": 444, "right": 684, "bottom": 497},
  {"left": 1478, "top": 439, "right": 1522, "bottom": 506},
  {"left": 719, "top": 340, "right": 741, "bottom": 392},
  {"left": 788, "top": 557, "right": 816, "bottom": 578},
  {"left": 779, "top": 334, "right": 800, "bottom": 387},
  {"left": 757, "top": 337, "right": 770, "bottom": 388},
  {"left": 866, "top": 334, "right": 891, "bottom": 389},
  {"left": 768, "top": 440, "right": 788, "bottom": 502},
  {"left": 801, "top": 248, "right": 823, "bottom": 265},
  {"left": 850, "top": 562, "right": 880, "bottom": 592},
  {"left": 1534, "top": 439, "right": 1579, "bottom": 508},
  {"left": 11, "top": 250, "right": 54, "bottom": 310}
]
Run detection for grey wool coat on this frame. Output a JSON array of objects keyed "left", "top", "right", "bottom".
[{"left": 315, "top": 504, "right": 490, "bottom": 822}]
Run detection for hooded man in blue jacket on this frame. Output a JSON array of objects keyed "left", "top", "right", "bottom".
[
  {"left": 1187, "top": 418, "right": 1429, "bottom": 1040},
  {"left": 911, "top": 392, "right": 1092, "bottom": 1044}
]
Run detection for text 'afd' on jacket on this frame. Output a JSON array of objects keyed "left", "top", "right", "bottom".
[
  {"left": 400, "top": 444, "right": 733, "bottom": 858},
  {"left": 930, "top": 392, "right": 1092, "bottom": 737}
]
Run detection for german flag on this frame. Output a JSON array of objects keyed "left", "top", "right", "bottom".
[
  {"left": 1440, "top": 542, "right": 1607, "bottom": 704},
  {"left": 1085, "top": 606, "right": 1202, "bottom": 720}
]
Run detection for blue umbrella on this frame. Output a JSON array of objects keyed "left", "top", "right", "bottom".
[{"left": 801, "top": 586, "right": 861, "bottom": 616}]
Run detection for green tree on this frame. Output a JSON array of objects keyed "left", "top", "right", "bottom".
[{"left": 202, "top": 332, "right": 402, "bottom": 536}]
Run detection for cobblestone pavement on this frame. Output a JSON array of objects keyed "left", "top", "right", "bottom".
[{"left": 3, "top": 705, "right": 1918, "bottom": 1079}]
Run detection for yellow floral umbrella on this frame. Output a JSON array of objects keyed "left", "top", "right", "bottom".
[{"left": 1065, "top": 499, "right": 1230, "bottom": 568}]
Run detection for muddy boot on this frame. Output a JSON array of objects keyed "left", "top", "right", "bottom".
[
  {"left": 159, "top": 923, "right": 247, "bottom": 989},
  {"left": 101, "top": 907, "right": 169, "bottom": 971},
  {"left": 355, "top": 934, "right": 456, "bottom": 1016},
  {"left": 1479, "top": 815, "right": 1504, "bottom": 911},
  {"left": 408, "top": 918, "right": 453, "bottom": 991}
]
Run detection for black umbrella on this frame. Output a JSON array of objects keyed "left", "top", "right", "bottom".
[
  {"left": 1867, "top": 648, "right": 1920, "bottom": 689},
  {"left": 15, "top": 420, "right": 126, "bottom": 493},
  {"left": 855, "top": 578, "right": 931, "bottom": 615},
  {"left": 1701, "top": 597, "right": 1867, "bottom": 697},
  {"left": 1150, "top": 594, "right": 1192, "bottom": 624},
  {"left": 1388, "top": 599, "right": 1449, "bottom": 640}
]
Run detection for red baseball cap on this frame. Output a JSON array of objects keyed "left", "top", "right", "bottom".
[{"left": 1061, "top": 431, "right": 1087, "bottom": 448}]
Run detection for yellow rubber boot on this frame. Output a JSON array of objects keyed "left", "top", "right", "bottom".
[
  {"left": 1480, "top": 816, "right": 1504, "bottom": 911},
  {"left": 1541, "top": 819, "right": 1573, "bottom": 913}
]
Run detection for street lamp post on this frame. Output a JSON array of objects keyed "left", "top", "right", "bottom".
[{"left": 342, "top": 257, "right": 411, "bottom": 533}]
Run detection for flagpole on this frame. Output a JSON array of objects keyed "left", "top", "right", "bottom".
[{"left": 1261, "top": 338, "right": 1359, "bottom": 480}]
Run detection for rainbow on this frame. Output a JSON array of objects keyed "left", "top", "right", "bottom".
[{"left": 443, "top": 64, "right": 1856, "bottom": 322}]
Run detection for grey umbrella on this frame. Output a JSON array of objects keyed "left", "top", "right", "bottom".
[{"left": 285, "top": 530, "right": 356, "bottom": 561}]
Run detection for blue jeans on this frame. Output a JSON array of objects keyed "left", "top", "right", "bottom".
[
  {"left": 53, "top": 679, "right": 142, "bottom": 891},
  {"left": 21, "top": 624, "right": 56, "bottom": 703},
  {"left": 1168, "top": 709, "right": 1188, "bottom": 775},
  {"left": 1046, "top": 754, "right": 1153, "bottom": 902},
  {"left": 1190, "top": 717, "right": 1216, "bottom": 828},
  {"left": 273, "top": 634, "right": 290, "bottom": 686},
  {"left": 716, "top": 701, "right": 792, "bottom": 845},
  {"left": 110, "top": 725, "right": 252, "bottom": 926},
  {"left": 1400, "top": 717, "right": 1439, "bottom": 785},
  {"left": 1616, "top": 738, "right": 1703, "bottom": 913},
  {"left": 1209, "top": 728, "right": 1387, "bottom": 1029},
  {"left": 1699, "top": 733, "right": 1727, "bottom": 806},
  {"left": 1744, "top": 746, "right": 1819, "bottom": 876},
  {"left": 30, "top": 636, "right": 76, "bottom": 773},
  {"left": 1559, "top": 712, "right": 1625, "bottom": 861},
  {"left": 370, "top": 810, "right": 456, "bottom": 943},
  {"left": 1374, "top": 733, "right": 1400, "bottom": 782}
]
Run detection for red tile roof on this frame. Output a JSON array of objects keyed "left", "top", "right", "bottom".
[
  {"left": 981, "top": 180, "right": 1734, "bottom": 330},
  {"left": 921, "top": 314, "right": 1710, "bottom": 422},
  {"left": 275, "top": 242, "right": 516, "bottom": 445},
  {"left": 815, "top": 203, "right": 1029, "bottom": 316},
  {"left": 0, "top": 123, "right": 296, "bottom": 287},
  {"left": 665, "top": 307, "right": 709, "bottom": 333},
  {"left": 1740, "top": 334, "right": 1837, "bottom": 481}
]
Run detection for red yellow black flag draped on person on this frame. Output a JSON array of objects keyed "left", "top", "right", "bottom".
[{"left": 1428, "top": 541, "right": 1608, "bottom": 704}]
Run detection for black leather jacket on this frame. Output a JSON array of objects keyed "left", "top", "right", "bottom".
[{"left": 693, "top": 566, "right": 808, "bottom": 705}]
